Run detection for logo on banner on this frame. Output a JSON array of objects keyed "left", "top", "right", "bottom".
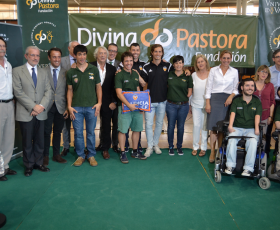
[
  {"left": 133, "top": 95, "right": 138, "bottom": 100},
  {"left": 31, "top": 22, "right": 56, "bottom": 52},
  {"left": 141, "top": 18, "right": 173, "bottom": 47},
  {"left": 264, "top": 1, "right": 280, "bottom": 14},
  {"left": 26, "top": 0, "right": 59, "bottom": 12},
  {"left": 269, "top": 27, "right": 280, "bottom": 51}
]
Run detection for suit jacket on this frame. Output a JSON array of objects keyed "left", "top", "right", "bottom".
[
  {"left": 61, "top": 56, "right": 71, "bottom": 71},
  {"left": 114, "top": 60, "right": 121, "bottom": 69},
  {"left": 90, "top": 61, "right": 117, "bottom": 111},
  {"left": 44, "top": 66, "right": 67, "bottom": 114},
  {"left": 12, "top": 64, "right": 52, "bottom": 122}
]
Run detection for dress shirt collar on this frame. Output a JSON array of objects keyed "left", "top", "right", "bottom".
[
  {"left": 49, "top": 64, "right": 60, "bottom": 72},
  {"left": 97, "top": 62, "right": 106, "bottom": 71},
  {"left": 26, "top": 62, "right": 37, "bottom": 73},
  {"left": 270, "top": 65, "right": 280, "bottom": 73},
  {"left": 107, "top": 59, "right": 115, "bottom": 65},
  {"left": 218, "top": 64, "right": 234, "bottom": 72}
]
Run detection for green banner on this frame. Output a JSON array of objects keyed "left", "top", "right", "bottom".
[
  {"left": 256, "top": 0, "right": 280, "bottom": 68},
  {"left": 0, "top": 22, "right": 23, "bottom": 155},
  {"left": 17, "top": 0, "right": 68, "bottom": 66},
  {"left": 69, "top": 13, "right": 257, "bottom": 67}
]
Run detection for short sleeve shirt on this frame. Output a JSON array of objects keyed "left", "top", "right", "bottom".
[
  {"left": 167, "top": 71, "right": 193, "bottom": 102},
  {"left": 66, "top": 64, "right": 100, "bottom": 107},
  {"left": 230, "top": 96, "right": 262, "bottom": 129},
  {"left": 115, "top": 69, "right": 139, "bottom": 105}
]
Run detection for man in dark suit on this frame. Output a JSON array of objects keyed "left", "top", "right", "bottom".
[
  {"left": 60, "top": 41, "right": 79, "bottom": 156},
  {"left": 13, "top": 46, "right": 52, "bottom": 176},
  {"left": 43, "top": 48, "right": 68, "bottom": 166},
  {"left": 107, "top": 43, "right": 121, "bottom": 69},
  {"left": 91, "top": 46, "right": 118, "bottom": 159}
]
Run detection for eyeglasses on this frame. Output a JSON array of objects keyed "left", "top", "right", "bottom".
[
  {"left": 0, "top": 45, "right": 6, "bottom": 48},
  {"left": 274, "top": 56, "right": 280, "bottom": 59},
  {"left": 260, "top": 70, "right": 268, "bottom": 74},
  {"left": 108, "top": 50, "right": 117, "bottom": 53},
  {"left": 29, "top": 54, "right": 40, "bottom": 58}
]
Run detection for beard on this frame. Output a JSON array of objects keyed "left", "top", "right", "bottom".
[{"left": 243, "top": 91, "right": 253, "bottom": 96}]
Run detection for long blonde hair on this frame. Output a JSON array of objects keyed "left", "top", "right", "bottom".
[{"left": 254, "top": 65, "right": 271, "bottom": 84}]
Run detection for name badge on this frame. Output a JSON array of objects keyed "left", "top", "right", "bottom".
[
  {"left": 237, "top": 107, "right": 243, "bottom": 109},
  {"left": 124, "top": 80, "right": 129, "bottom": 83},
  {"left": 252, "top": 107, "right": 256, "bottom": 110}
]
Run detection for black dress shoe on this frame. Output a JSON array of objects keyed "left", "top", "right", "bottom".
[
  {"left": 60, "top": 148, "right": 69, "bottom": 156},
  {"left": 0, "top": 176, "right": 8, "bottom": 181},
  {"left": 113, "top": 145, "right": 120, "bottom": 153},
  {"left": 95, "top": 144, "right": 103, "bottom": 151},
  {"left": 24, "top": 168, "right": 33, "bottom": 177},
  {"left": 33, "top": 165, "right": 50, "bottom": 172},
  {"left": 6, "top": 168, "right": 17, "bottom": 175}
]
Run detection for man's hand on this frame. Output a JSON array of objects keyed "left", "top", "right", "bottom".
[
  {"left": 205, "top": 104, "right": 211, "bottom": 114},
  {"left": 30, "top": 111, "right": 38, "bottom": 116},
  {"left": 184, "top": 68, "right": 191, "bottom": 76},
  {"left": 68, "top": 107, "right": 78, "bottom": 120},
  {"left": 33, "top": 104, "right": 44, "bottom": 114},
  {"left": 128, "top": 104, "right": 138, "bottom": 112},
  {"left": 189, "top": 105, "right": 192, "bottom": 114},
  {"left": 228, "top": 126, "right": 235, "bottom": 133},
  {"left": 255, "top": 128, "right": 260, "bottom": 135},
  {"left": 71, "top": 63, "right": 77, "bottom": 68},
  {"left": 115, "top": 69, "right": 121, "bottom": 75},
  {"left": 63, "top": 110, "right": 69, "bottom": 119},
  {"left": 93, "top": 103, "right": 102, "bottom": 117},
  {"left": 109, "top": 102, "right": 117, "bottom": 110},
  {"left": 267, "top": 117, "right": 272, "bottom": 125}
]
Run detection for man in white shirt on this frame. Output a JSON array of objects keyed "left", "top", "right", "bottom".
[
  {"left": 90, "top": 46, "right": 118, "bottom": 159},
  {"left": 0, "top": 37, "right": 16, "bottom": 181},
  {"left": 60, "top": 41, "right": 79, "bottom": 156},
  {"left": 266, "top": 49, "right": 280, "bottom": 155},
  {"left": 107, "top": 43, "right": 121, "bottom": 69}
]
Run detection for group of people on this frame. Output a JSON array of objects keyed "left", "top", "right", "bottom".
[{"left": 1, "top": 34, "right": 280, "bottom": 180}]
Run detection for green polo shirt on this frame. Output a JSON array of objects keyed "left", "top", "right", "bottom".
[
  {"left": 115, "top": 69, "right": 139, "bottom": 106},
  {"left": 274, "top": 106, "right": 280, "bottom": 122},
  {"left": 167, "top": 71, "right": 193, "bottom": 102},
  {"left": 66, "top": 64, "right": 100, "bottom": 107},
  {"left": 230, "top": 96, "right": 262, "bottom": 129}
]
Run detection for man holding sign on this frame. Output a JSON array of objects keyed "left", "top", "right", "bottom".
[{"left": 115, "top": 52, "right": 147, "bottom": 164}]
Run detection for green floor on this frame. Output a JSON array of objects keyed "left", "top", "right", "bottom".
[{"left": 1, "top": 148, "right": 280, "bottom": 230}]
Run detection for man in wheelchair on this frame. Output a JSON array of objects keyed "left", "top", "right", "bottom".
[{"left": 225, "top": 78, "right": 262, "bottom": 176}]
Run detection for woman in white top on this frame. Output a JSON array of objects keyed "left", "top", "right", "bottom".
[
  {"left": 189, "top": 54, "right": 210, "bottom": 157},
  {"left": 205, "top": 50, "right": 239, "bottom": 163}
]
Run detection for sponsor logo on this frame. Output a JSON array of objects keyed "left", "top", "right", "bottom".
[
  {"left": 89, "top": 76, "right": 94, "bottom": 80},
  {"left": 269, "top": 27, "right": 280, "bottom": 51},
  {"left": 74, "top": 78, "right": 78, "bottom": 83},
  {"left": 163, "top": 66, "right": 167, "bottom": 71},
  {"left": 26, "top": 0, "right": 59, "bottom": 12},
  {"left": 264, "top": 1, "right": 280, "bottom": 14},
  {"left": 252, "top": 107, "right": 256, "bottom": 110},
  {"left": 139, "top": 65, "right": 143, "bottom": 70},
  {"left": 182, "top": 79, "right": 186, "bottom": 82},
  {"left": 149, "top": 69, "right": 153, "bottom": 72},
  {"left": 135, "top": 78, "right": 138, "bottom": 81},
  {"left": 169, "top": 77, "right": 173, "bottom": 79},
  {"left": 31, "top": 22, "right": 56, "bottom": 52},
  {"left": 72, "top": 75, "right": 77, "bottom": 78},
  {"left": 141, "top": 18, "right": 173, "bottom": 47},
  {"left": 124, "top": 80, "right": 129, "bottom": 83},
  {"left": 133, "top": 95, "right": 138, "bottom": 100}
]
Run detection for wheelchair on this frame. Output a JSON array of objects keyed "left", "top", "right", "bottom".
[
  {"left": 267, "top": 130, "right": 280, "bottom": 181},
  {"left": 214, "top": 95, "right": 270, "bottom": 190}
]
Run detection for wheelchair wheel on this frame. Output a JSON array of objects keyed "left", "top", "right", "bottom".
[
  {"left": 215, "top": 171, "right": 222, "bottom": 183},
  {"left": 258, "top": 177, "right": 271, "bottom": 190},
  {"left": 267, "top": 164, "right": 275, "bottom": 178}
]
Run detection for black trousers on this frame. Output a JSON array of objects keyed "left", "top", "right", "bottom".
[
  {"left": 19, "top": 117, "right": 44, "bottom": 168},
  {"left": 44, "top": 103, "right": 65, "bottom": 157},
  {"left": 100, "top": 107, "right": 118, "bottom": 150}
]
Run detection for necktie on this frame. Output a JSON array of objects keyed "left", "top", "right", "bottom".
[
  {"left": 31, "top": 67, "right": 37, "bottom": 87},
  {"left": 110, "top": 61, "right": 113, "bottom": 65},
  {"left": 53, "top": 69, "right": 57, "bottom": 89}
]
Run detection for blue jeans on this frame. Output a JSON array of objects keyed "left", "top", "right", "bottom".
[
  {"left": 72, "top": 107, "right": 97, "bottom": 159},
  {"left": 145, "top": 101, "right": 167, "bottom": 148},
  {"left": 226, "top": 127, "right": 259, "bottom": 172},
  {"left": 166, "top": 102, "right": 189, "bottom": 149}
]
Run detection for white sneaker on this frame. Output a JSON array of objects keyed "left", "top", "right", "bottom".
[
  {"left": 153, "top": 146, "right": 162, "bottom": 154},
  {"left": 241, "top": 169, "right": 251, "bottom": 177},
  {"left": 225, "top": 167, "right": 234, "bottom": 175},
  {"left": 144, "top": 147, "right": 153, "bottom": 157}
]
